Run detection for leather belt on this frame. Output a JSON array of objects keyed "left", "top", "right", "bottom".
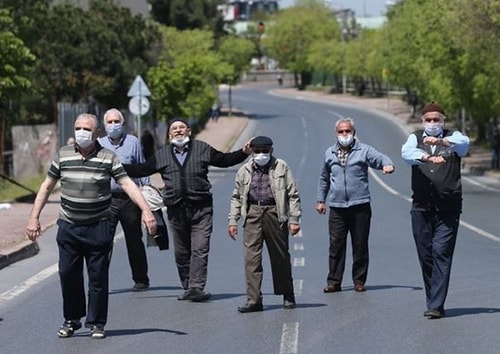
[{"left": 249, "top": 200, "right": 276, "bottom": 206}]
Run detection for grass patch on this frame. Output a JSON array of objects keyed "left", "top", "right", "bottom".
[{"left": 0, "top": 174, "right": 44, "bottom": 202}]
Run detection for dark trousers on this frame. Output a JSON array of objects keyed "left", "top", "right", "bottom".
[
  {"left": 167, "top": 203, "right": 213, "bottom": 290},
  {"left": 56, "top": 219, "right": 113, "bottom": 327},
  {"left": 327, "top": 203, "right": 372, "bottom": 287},
  {"left": 110, "top": 196, "right": 149, "bottom": 284},
  {"left": 411, "top": 210, "right": 460, "bottom": 312},
  {"left": 244, "top": 205, "right": 293, "bottom": 305}
]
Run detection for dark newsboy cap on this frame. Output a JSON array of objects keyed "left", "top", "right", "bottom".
[
  {"left": 421, "top": 102, "right": 445, "bottom": 116},
  {"left": 250, "top": 136, "right": 273, "bottom": 148}
]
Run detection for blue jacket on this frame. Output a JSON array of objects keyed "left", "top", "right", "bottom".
[{"left": 316, "top": 139, "right": 393, "bottom": 208}]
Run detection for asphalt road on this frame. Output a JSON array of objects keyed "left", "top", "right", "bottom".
[{"left": 1, "top": 84, "right": 500, "bottom": 353}]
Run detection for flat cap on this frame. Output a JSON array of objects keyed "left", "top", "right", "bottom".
[
  {"left": 250, "top": 136, "right": 273, "bottom": 148},
  {"left": 422, "top": 102, "right": 445, "bottom": 116}
]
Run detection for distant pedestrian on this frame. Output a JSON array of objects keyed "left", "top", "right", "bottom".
[
  {"left": 487, "top": 121, "right": 500, "bottom": 169},
  {"left": 277, "top": 73, "right": 283, "bottom": 87},
  {"left": 228, "top": 136, "right": 301, "bottom": 313},
  {"left": 211, "top": 100, "right": 221, "bottom": 121},
  {"left": 66, "top": 136, "right": 75, "bottom": 145},
  {"left": 25, "top": 113, "right": 156, "bottom": 339},
  {"left": 315, "top": 118, "right": 394, "bottom": 294},
  {"left": 401, "top": 102, "right": 470, "bottom": 319}
]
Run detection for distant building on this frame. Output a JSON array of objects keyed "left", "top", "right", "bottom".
[{"left": 356, "top": 16, "right": 387, "bottom": 29}]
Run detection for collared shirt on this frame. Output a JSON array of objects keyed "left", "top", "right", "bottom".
[
  {"left": 173, "top": 146, "right": 189, "bottom": 165},
  {"left": 48, "top": 142, "right": 127, "bottom": 224},
  {"left": 248, "top": 164, "right": 275, "bottom": 203},
  {"left": 401, "top": 130, "right": 469, "bottom": 165},
  {"left": 98, "top": 134, "right": 149, "bottom": 193},
  {"left": 336, "top": 144, "right": 351, "bottom": 166}
]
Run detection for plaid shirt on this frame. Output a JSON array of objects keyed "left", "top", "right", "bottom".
[{"left": 336, "top": 144, "right": 351, "bottom": 166}]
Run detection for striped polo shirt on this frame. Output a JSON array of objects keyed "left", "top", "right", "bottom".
[{"left": 47, "top": 142, "right": 128, "bottom": 224}]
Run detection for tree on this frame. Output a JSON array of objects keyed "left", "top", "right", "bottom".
[
  {"left": 147, "top": 27, "right": 231, "bottom": 128},
  {"left": 0, "top": 8, "right": 35, "bottom": 174},
  {"left": 219, "top": 36, "right": 255, "bottom": 115},
  {"left": 264, "top": 0, "right": 339, "bottom": 89}
]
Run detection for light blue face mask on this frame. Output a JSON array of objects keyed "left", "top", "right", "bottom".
[{"left": 106, "top": 123, "right": 123, "bottom": 139}]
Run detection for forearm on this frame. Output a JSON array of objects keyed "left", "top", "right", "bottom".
[{"left": 28, "top": 177, "right": 56, "bottom": 220}]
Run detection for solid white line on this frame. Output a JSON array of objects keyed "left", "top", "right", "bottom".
[
  {"left": 0, "top": 232, "right": 125, "bottom": 304},
  {"left": 0, "top": 264, "right": 58, "bottom": 302},
  {"left": 280, "top": 322, "right": 299, "bottom": 354},
  {"left": 369, "top": 169, "right": 500, "bottom": 243},
  {"left": 293, "top": 257, "right": 305, "bottom": 267}
]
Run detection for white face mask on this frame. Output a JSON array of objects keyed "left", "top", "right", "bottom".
[
  {"left": 171, "top": 136, "right": 190, "bottom": 147},
  {"left": 423, "top": 122, "right": 443, "bottom": 136},
  {"left": 105, "top": 123, "right": 123, "bottom": 139},
  {"left": 337, "top": 134, "right": 354, "bottom": 147},
  {"left": 253, "top": 153, "right": 271, "bottom": 166},
  {"left": 75, "top": 129, "right": 93, "bottom": 148}
]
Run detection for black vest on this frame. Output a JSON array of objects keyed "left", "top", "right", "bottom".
[{"left": 411, "top": 129, "right": 462, "bottom": 212}]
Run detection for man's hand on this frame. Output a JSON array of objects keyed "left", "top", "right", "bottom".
[
  {"left": 141, "top": 210, "right": 157, "bottom": 236},
  {"left": 382, "top": 165, "right": 395, "bottom": 174},
  {"left": 25, "top": 217, "right": 41, "bottom": 241},
  {"left": 228, "top": 225, "right": 238, "bottom": 240},
  {"left": 423, "top": 136, "right": 448, "bottom": 146},
  {"left": 315, "top": 202, "right": 326, "bottom": 215},
  {"left": 242, "top": 137, "right": 254, "bottom": 154}
]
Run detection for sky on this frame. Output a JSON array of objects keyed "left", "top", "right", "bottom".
[{"left": 279, "top": 0, "right": 391, "bottom": 17}]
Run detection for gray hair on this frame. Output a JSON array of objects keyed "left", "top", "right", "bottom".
[
  {"left": 335, "top": 117, "right": 356, "bottom": 132},
  {"left": 75, "top": 113, "right": 99, "bottom": 132},
  {"left": 103, "top": 108, "right": 124, "bottom": 125}
]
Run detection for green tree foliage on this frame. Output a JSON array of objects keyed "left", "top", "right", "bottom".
[
  {"left": 149, "top": 0, "right": 226, "bottom": 37},
  {"left": 147, "top": 27, "right": 231, "bottom": 126},
  {"left": 26, "top": 0, "right": 161, "bottom": 123},
  {"left": 264, "top": 0, "right": 339, "bottom": 88},
  {"left": 0, "top": 8, "right": 35, "bottom": 99}
]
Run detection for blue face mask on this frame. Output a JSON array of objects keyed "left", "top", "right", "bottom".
[{"left": 106, "top": 123, "right": 123, "bottom": 139}]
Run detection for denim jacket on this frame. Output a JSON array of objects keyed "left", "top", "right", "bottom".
[
  {"left": 316, "top": 139, "right": 393, "bottom": 208},
  {"left": 228, "top": 157, "right": 301, "bottom": 226}
]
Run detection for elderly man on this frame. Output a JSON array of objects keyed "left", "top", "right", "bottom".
[
  {"left": 124, "top": 118, "right": 252, "bottom": 302},
  {"left": 98, "top": 108, "right": 151, "bottom": 292},
  {"left": 402, "top": 102, "right": 470, "bottom": 319},
  {"left": 26, "top": 113, "right": 156, "bottom": 339},
  {"left": 315, "top": 118, "right": 394, "bottom": 294},
  {"left": 228, "top": 136, "right": 302, "bottom": 313}
]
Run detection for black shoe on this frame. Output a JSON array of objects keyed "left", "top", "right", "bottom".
[
  {"left": 283, "top": 293, "right": 296, "bottom": 309},
  {"left": 177, "top": 288, "right": 211, "bottom": 302},
  {"left": 90, "top": 325, "right": 106, "bottom": 339},
  {"left": 238, "top": 303, "right": 264, "bottom": 313},
  {"left": 189, "top": 288, "right": 211, "bottom": 302},
  {"left": 423, "top": 309, "right": 444, "bottom": 319},
  {"left": 57, "top": 320, "right": 82, "bottom": 338},
  {"left": 132, "top": 282, "right": 150, "bottom": 292},
  {"left": 177, "top": 289, "right": 194, "bottom": 301}
]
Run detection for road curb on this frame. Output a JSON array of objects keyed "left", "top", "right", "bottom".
[{"left": 0, "top": 240, "right": 40, "bottom": 270}]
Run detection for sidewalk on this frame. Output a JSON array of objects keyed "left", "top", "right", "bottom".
[{"left": 0, "top": 113, "right": 249, "bottom": 270}]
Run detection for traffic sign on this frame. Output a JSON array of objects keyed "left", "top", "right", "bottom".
[
  {"left": 129, "top": 96, "right": 150, "bottom": 116},
  {"left": 127, "top": 75, "right": 151, "bottom": 97}
]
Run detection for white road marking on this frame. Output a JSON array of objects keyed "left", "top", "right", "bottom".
[
  {"left": 0, "top": 264, "right": 58, "bottom": 302},
  {"left": 294, "top": 243, "right": 304, "bottom": 251},
  {"left": 279, "top": 322, "right": 299, "bottom": 354},
  {"left": 369, "top": 169, "right": 500, "bottom": 243},
  {"left": 293, "top": 257, "right": 305, "bottom": 267},
  {"left": 0, "top": 232, "right": 125, "bottom": 304},
  {"left": 294, "top": 279, "right": 303, "bottom": 296}
]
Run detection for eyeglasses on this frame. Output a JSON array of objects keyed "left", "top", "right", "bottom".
[{"left": 337, "top": 129, "right": 352, "bottom": 134}]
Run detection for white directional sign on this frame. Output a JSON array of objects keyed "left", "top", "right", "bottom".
[
  {"left": 129, "top": 96, "right": 150, "bottom": 116},
  {"left": 127, "top": 75, "right": 151, "bottom": 97}
]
